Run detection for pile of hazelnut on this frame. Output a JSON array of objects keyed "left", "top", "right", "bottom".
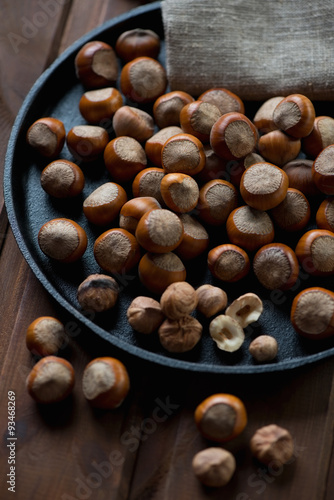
[{"left": 26, "top": 27, "right": 334, "bottom": 360}]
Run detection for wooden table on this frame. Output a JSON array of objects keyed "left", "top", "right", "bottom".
[{"left": 1, "top": 1, "right": 334, "bottom": 499}]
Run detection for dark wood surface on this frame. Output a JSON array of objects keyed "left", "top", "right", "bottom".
[{"left": 1, "top": 1, "right": 334, "bottom": 499}]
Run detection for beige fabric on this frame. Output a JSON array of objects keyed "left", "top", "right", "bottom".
[{"left": 161, "top": 0, "right": 334, "bottom": 100}]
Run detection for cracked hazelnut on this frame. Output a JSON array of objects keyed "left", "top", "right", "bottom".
[
  {"left": 77, "top": 274, "right": 119, "bottom": 312},
  {"left": 26, "top": 356, "right": 75, "bottom": 404},
  {"left": 249, "top": 335, "right": 278, "bottom": 362},
  {"left": 127, "top": 296, "right": 165, "bottom": 334},
  {"left": 82, "top": 357, "right": 130, "bottom": 409},
  {"left": 196, "top": 285, "right": 228, "bottom": 318},
  {"left": 291, "top": 287, "right": 334, "bottom": 339},
  {"left": 26, "top": 117, "right": 65, "bottom": 158},
  {"left": 225, "top": 293, "right": 263, "bottom": 328},
  {"left": 209, "top": 315, "right": 245, "bottom": 352},
  {"left": 195, "top": 393, "right": 247, "bottom": 442},
  {"left": 192, "top": 447, "right": 236, "bottom": 487},
  {"left": 158, "top": 315, "right": 202, "bottom": 352},
  {"left": 26, "top": 317, "right": 66, "bottom": 357},
  {"left": 250, "top": 424, "right": 294, "bottom": 466},
  {"left": 160, "top": 281, "right": 198, "bottom": 319}
]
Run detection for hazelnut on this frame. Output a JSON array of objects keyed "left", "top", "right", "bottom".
[
  {"left": 291, "top": 287, "right": 334, "bottom": 339},
  {"left": 192, "top": 447, "right": 236, "bottom": 488},
  {"left": 196, "top": 285, "right": 228, "bottom": 318},
  {"left": 209, "top": 315, "right": 245, "bottom": 352},
  {"left": 74, "top": 40, "right": 118, "bottom": 89},
  {"left": 208, "top": 244, "right": 250, "bottom": 283},
  {"left": 145, "top": 126, "right": 183, "bottom": 167},
  {"left": 225, "top": 293, "right": 263, "bottom": 328},
  {"left": 282, "top": 158, "right": 320, "bottom": 197},
  {"left": 82, "top": 357, "right": 130, "bottom": 409},
  {"left": 138, "top": 252, "right": 186, "bottom": 295},
  {"left": 38, "top": 218, "right": 87, "bottom": 263},
  {"left": 115, "top": 28, "right": 161, "bottom": 62},
  {"left": 26, "top": 117, "right": 65, "bottom": 158},
  {"left": 273, "top": 93, "right": 315, "bottom": 138},
  {"left": 119, "top": 196, "right": 161, "bottom": 234},
  {"left": 66, "top": 125, "right": 109, "bottom": 162},
  {"left": 257, "top": 129, "right": 301, "bottom": 167},
  {"left": 210, "top": 112, "right": 257, "bottom": 161},
  {"left": 160, "top": 173, "right": 200, "bottom": 213},
  {"left": 120, "top": 56, "right": 167, "bottom": 103},
  {"left": 249, "top": 335, "right": 278, "bottom": 362},
  {"left": 250, "top": 424, "right": 294, "bottom": 466},
  {"left": 270, "top": 188, "right": 311, "bottom": 232},
  {"left": 198, "top": 87, "right": 245, "bottom": 115},
  {"left": 40, "top": 160, "right": 85, "bottom": 198},
  {"left": 104, "top": 136, "right": 147, "bottom": 183},
  {"left": 127, "top": 296, "right": 165, "bottom": 334},
  {"left": 83, "top": 182, "right": 127, "bottom": 226},
  {"left": 195, "top": 145, "right": 228, "bottom": 184},
  {"left": 197, "top": 179, "right": 238, "bottom": 226},
  {"left": 194, "top": 393, "right": 247, "bottom": 442},
  {"left": 179, "top": 100, "right": 222, "bottom": 143},
  {"left": 112, "top": 106, "right": 154, "bottom": 142},
  {"left": 79, "top": 87, "right": 123, "bottom": 124},
  {"left": 316, "top": 197, "right": 334, "bottom": 232},
  {"left": 228, "top": 152, "right": 265, "bottom": 187},
  {"left": 153, "top": 90, "right": 195, "bottom": 129},
  {"left": 160, "top": 281, "right": 198, "bottom": 319},
  {"left": 161, "top": 133, "right": 206, "bottom": 176},
  {"left": 253, "top": 243, "right": 299, "bottom": 291},
  {"left": 26, "top": 317, "right": 66, "bottom": 357},
  {"left": 226, "top": 205, "right": 275, "bottom": 252},
  {"left": 253, "top": 96, "right": 285, "bottom": 133},
  {"left": 303, "top": 115, "right": 334, "bottom": 158},
  {"left": 135, "top": 208, "right": 184, "bottom": 253},
  {"left": 158, "top": 315, "right": 202, "bottom": 352},
  {"left": 26, "top": 356, "right": 75, "bottom": 404},
  {"left": 132, "top": 167, "right": 165, "bottom": 204},
  {"left": 312, "top": 144, "right": 334, "bottom": 195},
  {"left": 94, "top": 228, "right": 141, "bottom": 275},
  {"left": 77, "top": 274, "right": 119, "bottom": 312},
  {"left": 175, "top": 213, "right": 209, "bottom": 261},
  {"left": 295, "top": 229, "right": 334, "bottom": 276}
]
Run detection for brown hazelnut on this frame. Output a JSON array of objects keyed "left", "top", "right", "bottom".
[
  {"left": 115, "top": 28, "right": 161, "bottom": 62},
  {"left": 295, "top": 229, "right": 334, "bottom": 276},
  {"left": 210, "top": 112, "right": 257, "bottom": 161},
  {"left": 160, "top": 173, "right": 200, "bottom": 213},
  {"left": 198, "top": 87, "right": 245, "bottom": 115},
  {"left": 103, "top": 136, "right": 147, "bottom": 183},
  {"left": 26, "top": 356, "right": 75, "bottom": 404},
  {"left": 196, "top": 285, "right": 228, "bottom": 318},
  {"left": 197, "top": 179, "right": 238, "bottom": 226},
  {"left": 250, "top": 424, "right": 294, "bottom": 466},
  {"left": 40, "top": 160, "right": 85, "bottom": 198},
  {"left": 119, "top": 196, "right": 161, "bottom": 234},
  {"left": 74, "top": 40, "right": 118, "bottom": 89},
  {"left": 160, "top": 281, "right": 198, "bottom": 319},
  {"left": 316, "top": 197, "right": 334, "bottom": 232},
  {"left": 158, "top": 315, "right": 202, "bottom": 352},
  {"left": 208, "top": 244, "right": 250, "bottom": 283},
  {"left": 153, "top": 90, "right": 195, "bottom": 129},
  {"left": 94, "top": 228, "right": 141, "bottom": 275},
  {"left": 179, "top": 100, "right": 222, "bottom": 143},
  {"left": 79, "top": 87, "right": 123, "bottom": 124},
  {"left": 290, "top": 287, "right": 334, "bottom": 339},
  {"left": 161, "top": 133, "right": 206, "bottom": 176},
  {"left": 253, "top": 243, "right": 299, "bottom": 291},
  {"left": 38, "top": 218, "right": 87, "bottom": 263},
  {"left": 226, "top": 205, "right": 275, "bottom": 252},
  {"left": 77, "top": 274, "right": 119, "bottom": 312},
  {"left": 257, "top": 129, "right": 301, "bottom": 167},
  {"left": 282, "top": 159, "right": 320, "bottom": 197},
  {"left": 270, "top": 188, "right": 311, "bottom": 232},
  {"left": 303, "top": 115, "right": 334, "bottom": 158},
  {"left": 253, "top": 96, "right": 285, "bottom": 133},
  {"left": 26, "top": 117, "right": 65, "bottom": 158},
  {"left": 175, "top": 214, "right": 209, "bottom": 261},
  {"left": 273, "top": 93, "right": 315, "bottom": 138},
  {"left": 192, "top": 447, "right": 236, "bottom": 488},
  {"left": 66, "top": 125, "right": 109, "bottom": 162},
  {"left": 26, "top": 317, "right": 66, "bottom": 357},
  {"left": 83, "top": 182, "right": 127, "bottom": 226},
  {"left": 145, "top": 126, "right": 183, "bottom": 167},
  {"left": 249, "top": 335, "right": 278, "bottom": 362},
  {"left": 138, "top": 252, "right": 186, "bottom": 295},
  {"left": 195, "top": 145, "right": 229, "bottom": 184},
  {"left": 132, "top": 167, "right": 165, "bottom": 204},
  {"left": 312, "top": 144, "right": 334, "bottom": 195},
  {"left": 112, "top": 105, "right": 154, "bottom": 142},
  {"left": 120, "top": 56, "right": 167, "bottom": 103},
  {"left": 135, "top": 208, "right": 184, "bottom": 253},
  {"left": 127, "top": 296, "right": 165, "bottom": 334}
]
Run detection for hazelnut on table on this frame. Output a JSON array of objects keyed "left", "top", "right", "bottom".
[
  {"left": 282, "top": 158, "right": 320, "bottom": 197},
  {"left": 270, "top": 188, "right": 311, "bottom": 232},
  {"left": 135, "top": 208, "right": 184, "bottom": 253},
  {"left": 257, "top": 129, "right": 301, "bottom": 167},
  {"left": 161, "top": 133, "right": 206, "bottom": 176},
  {"left": 180, "top": 100, "right": 222, "bottom": 143},
  {"left": 79, "top": 87, "right": 123, "bottom": 124},
  {"left": 208, "top": 244, "right": 250, "bottom": 283},
  {"left": 120, "top": 56, "right": 167, "bottom": 104},
  {"left": 119, "top": 196, "right": 161, "bottom": 235},
  {"left": 302, "top": 115, "right": 334, "bottom": 158},
  {"left": 316, "top": 197, "right": 334, "bottom": 232},
  {"left": 104, "top": 136, "right": 147, "bottom": 183},
  {"left": 26, "top": 316, "right": 66, "bottom": 357},
  {"left": 192, "top": 447, "right": 236, "bottom": 488},
  {"left": 112, "top": 105, "right": 155, "bottom": 143},
  {"left": 250, "top": 424, "right": 294, "bottom": 466},
  {"left": 312, "top": 144, "right": 334, "bottom": 195},
  {"left": 253, "top": 243, "right": 299, "bottom": 291},
  {"left": 253, "top": 96, "right": 284, "bottom": 134},
  {"left": 132, "top": 167, "right": 165, "bottom": 204},
  {"left": 160, "top": 173, "right": 200, "bottom": 214},
  {"left": 94, "top": 228, "right": 141, "bottom": 275},
  {"left": 83, "top": 182, "right": 127, "bottom": 226},
  {"left": 66, "top": 125, "right": 109, "bottom": 163},
  {"left": 145, "top": 126, "right": 183, "bottom": 167},
  {"left": 197, "top": 179, "right": 238, "bottom": 226},
  {"left": 273, "top": 93, "right": 315, "bottom": 138},
  {"left": 295, "top": 229, "right": 334, "bottom": 276},
  {"left": 226, "top": 205, "right": 275, "bottom": 252}
]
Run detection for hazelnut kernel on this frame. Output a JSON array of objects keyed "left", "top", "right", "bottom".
[
  {"left": 249, "top": 335, "right": 278, "bottom": 362},
  {"left": 158, "top": 315, "right": 202, "bottom": 353},
  {"left": 192, "top": 447, "right": 236, "bottom": 488},
  {"left": 225, "top": 293, "right": 263, "bottom": 328},
  {"left": 250, "top": 424, "right": 294, "bottom": 466},
  {"left": 127, "top": 296, "right": 165, "bottom": 334},
  {"left": 209, "top": 315, "right": 245, "bottom": 352},
  {"left": 77, "top": 274, "right": 119, "bottom": 312},
  {"left": 196, "top": 284, "right": 228, "bottom": 318},
  {"left": 160, "top": 281, "right": 198, "bottom": 320},
  {"left": 26, "top": 317, "right": 66, "bottom": 357}
]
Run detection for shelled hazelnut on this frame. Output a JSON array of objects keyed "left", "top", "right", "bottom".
[
  {"left": 303, "top": 116, "right": 334, "bottom": 158},
  {"left": 77, "top": 274, "right": 119, "bottom": 312},
  {"left": 249, "top": 335, "right": 278, "bottom": 362},
  {"left": 240, "top": 162, "right": 289, "bottom": 211},
  {"left": 66, "top": 125, "right": 109, "bottom": 162},
  {"left": 26, "top": 117, "right": 65, "bottom": 158},
  {"left": 210, "top": 112, "right": 258, "bottom": 161},
  {"left": 104, "top": 136, "right": 147, "bottom": 183},
  {"left": 194, "top": 393, "right": 247, "bottom": 442},
  {"left": 74, "top": 40, "right": 118, "bottom": 89},
  {"left": 225, "top": 293, "right": 263, "bottom": 328},
  {"left": 158, "top": 315, "right": 202, "bottom": 352},
  {"left": 160, "top": 173, "right": 199, "bottom": 213},
  {"left": 253, "top": 243, "right": 299, "bottom": 291},
  {"left": 198, "top": 87, "right": 245, "bottom": 115},
  {"left": 135, "top": 208, "right": 184, "bottom": 253},
  {"left": 79, "top": 87, "right": 123, "bottom": 124},
  {"left": 192, "top": 447, "right": 236, "bottom": 488},
  {"left": 291, "top": 287, "right": 334, "bottom": 339},
  {"left": 316, "top": 197, "right": 334, "bottom": 232},
  {"left": 40, "top": 159, "right": 85, "bottom": 198},
  {"left": 270, "top": 188, "right": 311, "bottom": 232},
  {"left": 83, "top": 182, "right": 127, "bottom": 225},
  {"left": 112, "top": 106, "right": 154, "bottom": 142},
  {"left": 161, "top": 133, "right": 206, "bottom": 176},
  {"left": 82, "top": 357, "right": 130, "bottom": 409},
  {"left": 195, "top": 145, "right": 228, "bottom": 184},
  {"left": 253, "top": 96, "right": 284, "bottom": 133},
  {"left": 120, "top": 56, "right": 167, "bottom": 103},
  {"left": 282, "top": 158, "right": 320, "bottom": 197},
  {"left": 138, "top": 252, "right": 186, "bottom": 294},
  {"left": 145, "top": 126, "right": 183, "bottom": 167},
  {"left": 132, "top": 167, "right": 165, "bottom": 204},
  {"left": 295, "top": 229, "right": 334, "bottom": 276},
  {"left": 127, "top": 296, "right": 165, "bottom": 334},
  {"left": 250, "top": 425, "right": 294, "bottom": 465},
  {"left": 153, "top": 90, "right": 195, "bottom": 129},
  {"left": 119, "top": 196, "right": 161, "bottom": 234},
  {"left": 226, "top": 205, "right": 275, "bottom": 252},
  {"left": 209, "top": 314, "right": 245, "bottom": 352},
  {"left": 312, "top": 144, "right": 334, "bottom": 195},
  {"left": 257, "top": 129, "right": 301, "bottom": 167},
  {"left": 208, "top": 244, "right": 250, "bottom": 282},
  {"left": 160, "top": 281, "right": 198, "bottom": 319},
  {"left": 26, "top": 356, "right": 75, "bottom": 404},
  {"left": 38, "top": 218, "right": 87, "bottom": 263},
  {"left": 196, "top": 284, "right": 228, "bottom": 318},
  {"left": 273, "top": 93, "right": 315, "bottom": 138},
  {"left": 26, "top": 316, "right": 66, "bottom": 357},
  {"left": 175, "top": 213, "right": 209, "bottom": 260},
  {"left": 94, "top": 228, "right": 141, "bottom": 274},
  {"left": 179, "top": 100, "right": 222, "bottom": 143},
  {"left": 115, "top": 28, "right": 161, "bottom": 62},
  {"left": 197, "top": 179, "right": 238, "bottom": 226}
]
